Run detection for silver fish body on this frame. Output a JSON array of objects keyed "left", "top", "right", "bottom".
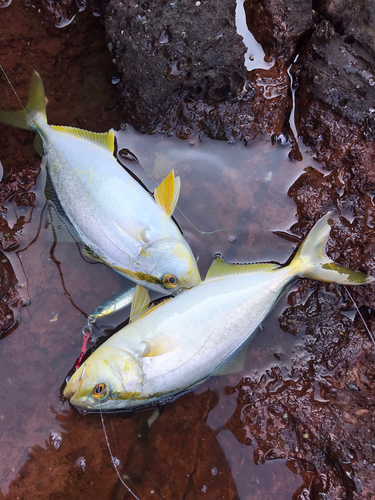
[
  {"left": 64, "top": 213, "right": 374, "bottom": 410},
  {"left": 0, "top": 72, "right": 201, "bottom": 294}
]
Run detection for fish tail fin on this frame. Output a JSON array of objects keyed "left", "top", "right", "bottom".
[
  {"left": 0, "top": 71, "right": 47, "bottom": 131},
  {"left": 290, "top": 212, "right": 374, "bottom": 285}
]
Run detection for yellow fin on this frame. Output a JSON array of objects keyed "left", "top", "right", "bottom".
[
  {"left": 129, "top": 285, "right": 152, "bottom": 323},
  {"left": 50, "top": 126, "right": 115, "bottom": 153},
  {"left": 205, "top": 257, "right": 280, "bottom": 280},
  {"left": 140, "top": 336, "right": 179, "bottom": 357},
  {"left": 0, "top": 71, "right": 46, "bottom": 131},
  {"left": 154, "top": 170, "right": 181, "bottom": 216},
  {"left": 291, "top": 212, "right": 374, "bottom": 284}
]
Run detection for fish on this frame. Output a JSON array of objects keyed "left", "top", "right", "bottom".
[
  {"left": 87, "top": 286, "right": 136, "bottom": 325},
  {"left": 0, "top": 71, "right": 201, "bottom": 294},
  {"left": 64, "top": 213, "right": 374, "bottom": 410}
]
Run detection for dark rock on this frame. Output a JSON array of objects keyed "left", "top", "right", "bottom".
[
  {"left": 315, "top": 0, "right": 375, "bottom": 55},
  {"left": 228, "top": 283, "right": 375, "bottom": 499},
  {"left": 244, "top": 0, "right": 313, "bottom": 60},
  {"left": 295, "top": 20, "right": 375, "bottom": 139},
  {"left": 105, "top": 0, "right": 247, "bottom": 127},
  {"left": 21, "top": 0, "right": 86, "bottom": 27}
]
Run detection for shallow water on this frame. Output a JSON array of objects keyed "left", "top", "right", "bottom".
[{"left": 0, "top": 119, "right": 322, "bottom": 498}]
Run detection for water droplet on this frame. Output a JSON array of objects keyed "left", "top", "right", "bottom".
[
  {"left": 111, "top": 75, "right": 121, "bottom": 85},
  {"left": 159, "top": 30, "right": 171, "bottom": 44},
  {"left": 195, "top": 1, "right": 201, "bottom": 5},
  {"left": 50, "top": 431, "right": 63, "bottom": 450},
  {"left": 75, "top": 456, "right": 86, "bottom": 470},
  {"left": 228, "top": 236, "right": 236, "bottom": 242},
  {"left": 112, "top": 457, "right": 121, "bottom": 467},
  {"left": 211, "top": 467, "right": 217, "bottom": 476}
]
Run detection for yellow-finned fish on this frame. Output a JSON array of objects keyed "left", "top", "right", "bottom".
[
  {"left": 0, "top": 71, "right": 201, "bottom": 294},
  {"left": 64, "top": 213, "right": 374, "bottom": 410}
]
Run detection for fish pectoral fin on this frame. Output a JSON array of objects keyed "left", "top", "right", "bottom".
[
  {"left": 154, "top": 170, "right": 181, "bottom": 217},
  {"left": 205, "top": 256, "right": 280, "bottom": 280},
  {"left": 140, "top": 337, "right": 178, "bottom": 357},
  {"left": 129, "top": 285, "right": 152, "bottom": 323},
  {"left": 50, "top": 126, "right": 115, "bottom": 154},
  {"left": 213, "top": 337, "right": 254, "bottom": 376}
]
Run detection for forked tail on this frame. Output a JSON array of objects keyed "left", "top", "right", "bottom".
[
  {"left": 0, "top": 71, "right": 47, "bottom": 131},
  {"left": 290, "top": 212, "right": 373, "bottom": 285}
]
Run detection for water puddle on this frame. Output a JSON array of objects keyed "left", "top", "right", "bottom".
[
  {"left": 0, "top": 122, "right": 318, "bottom": 498},
  {"left": 235, "top": 0, "right": 274, "bottom": 72}
]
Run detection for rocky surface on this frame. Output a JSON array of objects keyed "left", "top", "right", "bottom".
[
  {"left": 105, "top": 0, "right": 247, "bottom": 129},
  {"left": 1, "top": 0, "right": 375, "bottom": 499},
  {"left": 244, "top": 0, "right": 313, "bottom": 60}
]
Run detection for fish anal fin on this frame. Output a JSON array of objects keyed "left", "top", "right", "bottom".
[
  {"left": 33, "top": 133, "right": 45, "bottom": 156},
  {"left": 214, "top": 337, "right": 253, "bottom": 376},
  {"left": 50, "top": 126, "right": 115, "bottom": 153},
  {"left": 154, "top": 170, "right": 180, "bottom": 217},
  {"left": 140, "top": 337, "right": 178, "bottom": 357},
  {"left": 206, "top": 257, "right": 280, "bottom": 280}
]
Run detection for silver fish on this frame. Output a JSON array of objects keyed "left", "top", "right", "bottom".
[
  {"left": 0, "top": 71, "right": 201, "bottom": 294},
  {"left": 64, "top": 213, "right": 374, "bottom": 410}
]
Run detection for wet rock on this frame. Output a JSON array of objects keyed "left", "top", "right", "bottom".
[
  {"left": 295, "top": 20, "right": 375, "bottom": 140},
  {"left": 228, "top": 283, "right": 375, "bottom": 499},
  {"left": 243, "top": 0, "right": 313, "bottom": 60},
  {"left": 315, "top": 0, "right": 375, "bottom": 55},
  {"left": 105, "top": 0, "right": 247, "bottom": 128},
  {"left": 153, "top": 62, "right": 289, "bottom": 142},
  {"left": 21, "top": 0, "right": 86, "bottom": 27}
]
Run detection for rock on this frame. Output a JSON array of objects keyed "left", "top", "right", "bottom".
[
  {"left": 105, "top": 0, "right": 247, "bottom": 128},
  {"left": 295, "top": 20, "right": 375, "bottom": 140},
  {"left": 243, "top": 0, "right": 313, "bottom": 60},
  {"left": 316, "top": 0, "right": 375, "bottom": 55}
]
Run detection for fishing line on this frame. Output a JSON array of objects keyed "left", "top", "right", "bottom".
[
  {"left": 122, "top": 150, "right": 244, "bottom": 236},
  {"left": 0, "top": 64, "right": 32, "bottom": 124},
  {"left": 344, "top": 285, "right": 375, "bottom": 346},
  {"left": 98, "top": 403, "right": 143, "bottom": 500}
]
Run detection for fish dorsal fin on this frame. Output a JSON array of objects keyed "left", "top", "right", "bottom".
[
  {"left": 154, "top": 170, "right": 180, "bottom": 217},
  {"left": 205, "top": 256, "right": 280, "bottom": 280},
  {"left": 50, "top": 126, "right": 115, "bottom": 153},
  {"left": 129, "top": 285, "right": 152, "bottom": 323}
]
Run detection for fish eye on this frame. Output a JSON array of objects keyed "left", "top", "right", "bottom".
[
  {"left": 93, "top": 382, "right": 108, "bottom": 400},
  {"left": 163, "top": 274, "right": 178, "bottom": 288}
]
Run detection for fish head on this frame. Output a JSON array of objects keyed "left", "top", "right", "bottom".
[
  {"left": 63, "top": 346, "right": 144, "bottom": 410},
  {"left": 140, "top": 238, "right": 201, "bottom": 291}
]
